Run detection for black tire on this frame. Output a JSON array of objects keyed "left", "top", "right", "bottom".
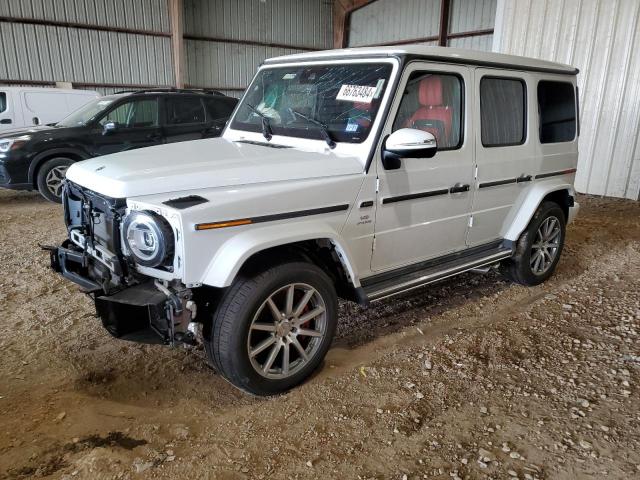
[
  {"left": 205, "top": 261, "right": 338, "bottom": 396},
  {"left": 501, "top": 201, "right": 566, "bottom": 286},
  {"left": 36, "top": 157, "right": 74, "bottom": 203}
]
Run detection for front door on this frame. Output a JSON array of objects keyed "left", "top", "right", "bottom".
[
  {"left": 90, "top": 96, "right": 163, "bottom": 157},
  {"left": 372, "top": 63, "right": 474, "bottom": 272}
]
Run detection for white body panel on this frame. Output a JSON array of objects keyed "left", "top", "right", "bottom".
[
  {"left": 372, "top": 62, "right": 475, "bottom": 272},
  {"left": 0, "top": 87, "right": 99, "bottom": 132},
  {"left": 62, "top": 45, "right": 580, "bottom": 291}
]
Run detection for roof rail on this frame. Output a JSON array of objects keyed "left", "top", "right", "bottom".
[{"left": 114, "top": 87, "right": 226, "bottom": 96}]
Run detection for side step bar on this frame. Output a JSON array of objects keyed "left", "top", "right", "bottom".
[{"left": 362, "top": 246, "right": 513, "bottom": 302}]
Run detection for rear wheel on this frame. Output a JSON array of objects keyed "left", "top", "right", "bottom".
[
  {"left": 36, "top": 157, "right": 74, "bottom": 203},
  {"left": 205, "top": 261, "right": 338, "bottom": 395},
  {"left": 501, "top": 201, "right": 566, "bottom": 286}
]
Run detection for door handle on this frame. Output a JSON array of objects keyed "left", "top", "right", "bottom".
[
  {"left": 0, "top": 118, "right": 12, "bottom": 124},
  {"left": 146, "top": 132, "right": 162, "bottom": 140},
  {"left": 517, "top": 174, "right": 532, "bottom": 183},
  {"left": 450, "top": 183, "right": 470, "bottom": 194}
]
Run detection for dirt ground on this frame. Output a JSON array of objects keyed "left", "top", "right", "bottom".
[{"left": 0, "top": 189, "right": 639, "bottom": 480}]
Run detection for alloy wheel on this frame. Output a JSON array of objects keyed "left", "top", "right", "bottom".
[
  {"left": 530, "top": 216, "right": 561, "bottom": 275},
  {"left": 45, "top": 165, "right": 69, "bottom": 198},
  {"left": 247, "top": 283, "right": 327, "bottom": 379}
]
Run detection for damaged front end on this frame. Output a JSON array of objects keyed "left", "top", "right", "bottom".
[{"left": 46, "top": 181, "right": 197, "bottom": 346}]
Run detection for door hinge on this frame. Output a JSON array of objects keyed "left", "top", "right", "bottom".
[
  {"left": 474, "top": 165, "right": 478, "bottom": 179},
  {"left": 468, "top": 216, "right": 474, "bottom": 228},
  {"left": 372, "top": 236, "right": 376, "bottom": 251},
  {"left": 376, "top": 177, "right": 380, "bottom": 193}
]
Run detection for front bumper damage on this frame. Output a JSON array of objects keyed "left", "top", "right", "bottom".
[{"left": 47, "top": 241, "right": 196, "bottom": 345}]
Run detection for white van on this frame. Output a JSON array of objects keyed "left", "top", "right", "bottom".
[{"left": 0, "top": 87, "right": 99, "bottom": 131}]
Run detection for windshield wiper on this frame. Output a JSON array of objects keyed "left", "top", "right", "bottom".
[
  {"left": 290, "top": 109, "right": 336, "bottom": 149},
  {"left": 246, "top": 103, "right": 273, "bottom": 141}
]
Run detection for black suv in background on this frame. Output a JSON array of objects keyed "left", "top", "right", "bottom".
[{"left": 0, "top": 89, "right": 238, "bottom": 202}]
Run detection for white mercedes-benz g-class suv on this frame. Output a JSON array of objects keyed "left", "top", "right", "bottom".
[{"left": 49, "top": 46, "right": 580, "bottom": 395}]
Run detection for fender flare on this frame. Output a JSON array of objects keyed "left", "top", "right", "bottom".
[
  {"left": 200, "top": 221, "right": 361, "bottom": 288},
  {"left": 502, "top": 181, "right": 576, "bottom": 241},
  {"left": 28, "top": 147, "right": 89, "bottom": 185}
]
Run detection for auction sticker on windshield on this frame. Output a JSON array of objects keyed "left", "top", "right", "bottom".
[{"left": 336, "top": 84, "right": 377, "bottom": 103}]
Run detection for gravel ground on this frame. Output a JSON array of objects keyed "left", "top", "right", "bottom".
[{"left": 0, "top": 189, "right": 638, "bottom": 480}]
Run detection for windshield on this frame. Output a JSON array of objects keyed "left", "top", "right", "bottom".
[
  {"left": 56, "top": 97, "right": 118, "bottom": 127},
  {"left": 231, "top": 63, "right": 393, "bottom": 143}
]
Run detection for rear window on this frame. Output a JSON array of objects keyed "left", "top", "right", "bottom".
[
  {"left": 166, "top": 97, "right": 205, "bottom": 125},
  {"left": 537, "top": 81, "right": 576, "bottom": 143},
  {"left": 480, "top": 77, "right": 526, "bottom": 147},
  {"left": 0, "top": 92, "right": 6, "bottom": 113}
]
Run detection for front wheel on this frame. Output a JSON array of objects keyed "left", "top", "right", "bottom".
[
  {"left": 36, "top": 157, "right": 74, "bottom": 203},
  {"left": 205, "top": 262, "right": 338, "bottom": 395},
  {"left": 501, "top": 201, "right": 566, "bottom": 286}
]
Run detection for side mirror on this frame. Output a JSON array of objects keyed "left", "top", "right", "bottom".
[
  {"left": 32, "top": 116, "right": 40, "bottom": 126},
  {"left": 382, "top": 128, "right": 437, "bottom": 170},
  {"left": 102, "top": 121, "right": 117, "bottom": 135}
]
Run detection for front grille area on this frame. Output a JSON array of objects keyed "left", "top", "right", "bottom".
[{"left": 63, "top": 181, "right": 127, "bottom": 263}]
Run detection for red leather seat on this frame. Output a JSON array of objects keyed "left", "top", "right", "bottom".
[{"left": 405, "top": 76, "right": 452, "bottom": 146}]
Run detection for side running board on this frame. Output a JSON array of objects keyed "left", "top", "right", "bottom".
[{"left": 362, "top": 244, "right": 513, "bottom": 302}]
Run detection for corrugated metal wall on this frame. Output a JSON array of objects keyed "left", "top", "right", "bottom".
[
  {"left": 347, "top": 0, "right": 496, "bottom": 50},
  {"left": 0, "top": 0, "right": 174, "bottom": 93},
  {"left": 183, "top": 0, "right": 333, "bottom": 95},
  {"left": 348, "top": 0, "right": 441, "bottom": 46},
  {"left": 493, "top": 0, "right": 640, "bottom": 200},
  {"left": 0, "top": 0, "right": 170, "bottom": 32}
]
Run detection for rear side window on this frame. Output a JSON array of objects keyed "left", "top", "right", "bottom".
[
  {"left": 205, "top": 98, "right": 237, "bottom": 121},
  {"left": 537, "top": 81, "right": 576, "bottom": 143},
  {"left": 0, "top": 92, "right": 6, "bottom": 113},
  {"left": 166, "top": 97, "right": 205, "bottom": 125},
  {"left": 480, "top": 77, "right": 526, "bottom": 147}
]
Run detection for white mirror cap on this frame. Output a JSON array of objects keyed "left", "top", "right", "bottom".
[{"left": 386, "top": 128, "right": 436, "bottom": 151}]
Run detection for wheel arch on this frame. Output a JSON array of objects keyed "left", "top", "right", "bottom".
[
  {"left": 503, "top": 182, "right": 576, "bottom": 242},
  {"left": 200, "top": 225, "right": 362, "bottom": 300},
  {"left": 29, "top": 148, "right": 89, "bottom": 187}
]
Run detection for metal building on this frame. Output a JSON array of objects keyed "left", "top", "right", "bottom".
[{"left": 493, "top": 0, "right": 640, "bottom": 200}]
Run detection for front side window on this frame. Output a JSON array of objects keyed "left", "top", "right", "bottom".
[
  {"left": 0, "top": 92, "right": 6, "bottom": 113},
  {"left": 205, "top": 98, "right": 236, "bottom": 122},
  {"left": 56, "top": 97, "right": 116, "bottom": 127},
  {"left": 166, "top": 97, "right": 205, "bottom": 125},
  {"left": 480, "top": 77, "right": 526, "bottom": 147},
  {"left": 99, "top": 98, "right": 159, "bottom": 128},
  {"left": 393, "top": 72, "right": 463, "bottom": 150},
  {"left": 538, "top": 81, "right": 576, "bottom": 143},
  {"left": 231, "top": 63, "right": 393, "bottom": 143}
]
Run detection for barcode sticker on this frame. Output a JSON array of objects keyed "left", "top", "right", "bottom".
[{"left": 336, "top": 84, "right": 377, "bottom": 103}]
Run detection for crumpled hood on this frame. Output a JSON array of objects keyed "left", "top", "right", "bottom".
[{"left": 65, "top": 137, "right": 364, "bottom": 198}]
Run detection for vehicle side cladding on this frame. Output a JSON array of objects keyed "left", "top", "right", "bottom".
[{"left": 29, "top": 148, "right": 89, "bottom": 186}]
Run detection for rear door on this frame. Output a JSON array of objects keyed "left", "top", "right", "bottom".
[
  {"left": 468, "top": 70, "right": 535, "bottom": 246},
  {"left": 162, "top": 95, "right": 208, "bottom": 143},
  {"left": 203, "top": 96, "right": 237, "bottom": 137},
  {"left": 89, "top": 96, "right": 163, "bottom": 156}
]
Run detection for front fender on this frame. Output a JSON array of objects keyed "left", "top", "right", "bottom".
[
  {"left": 28, "top": 147, "right": 89, "bottom": 184},
  {"left": 200, "top": 220, "right": 360, "bottom": 288},
  {"left": 502, "top": 180, "right": 577, "bottom": 241}
]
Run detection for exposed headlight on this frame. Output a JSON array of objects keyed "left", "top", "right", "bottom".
[
  {"left": 123, "top": 211, "right": 174, "bottom": 268},
  {"left": 0, "top": 136, "right": 31, "bottom": 153}
]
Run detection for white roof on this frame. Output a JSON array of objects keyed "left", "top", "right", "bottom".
[{"left": 264, "top": 45, "right": 578, "bottom": 75}]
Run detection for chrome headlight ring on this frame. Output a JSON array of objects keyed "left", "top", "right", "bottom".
[{"left": 122, "top": 210, "right": 174, "bottom": 268}]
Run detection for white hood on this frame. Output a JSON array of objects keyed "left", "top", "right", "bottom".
[{"left": 66, "top": 137, "right": 364, "bottom": 198}]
